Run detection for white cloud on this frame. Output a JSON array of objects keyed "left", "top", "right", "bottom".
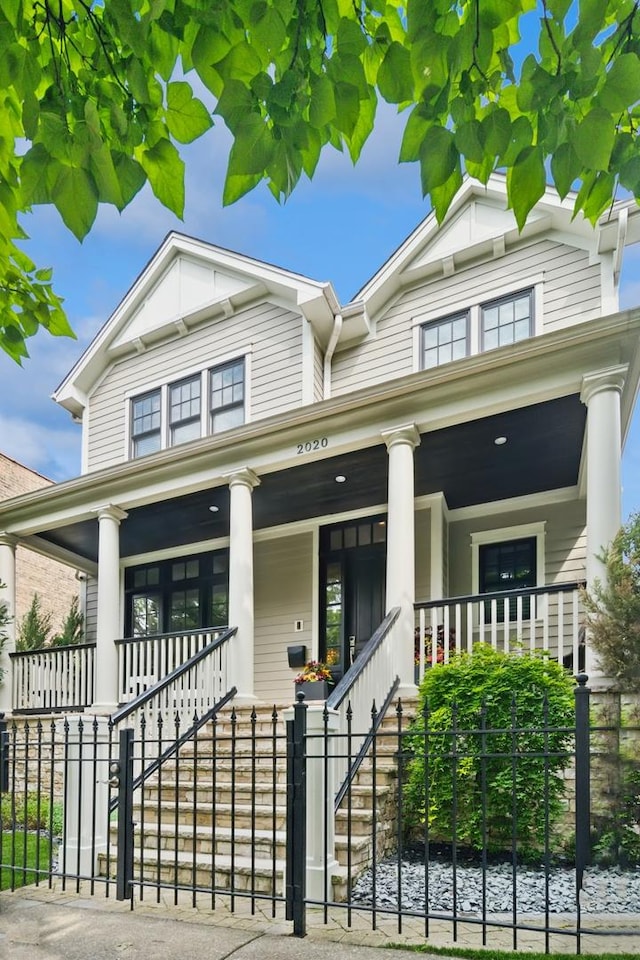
[{"left": 0, "top": 413, "right": 80, "bottom": 481}]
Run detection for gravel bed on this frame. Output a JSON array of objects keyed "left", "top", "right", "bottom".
[{"left": 351, "top": 859, "right": 640, "bottom": 914}]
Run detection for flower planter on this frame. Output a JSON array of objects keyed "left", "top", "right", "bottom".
[{"left": 295, "top": 680, "right": 333, "bottom": 701}]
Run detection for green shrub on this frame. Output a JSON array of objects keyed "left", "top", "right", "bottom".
[
  {"left": 17, "top": 594, "right": 52, "bottom": 650},
  {"left": 403, "top": 644, "right": 575, "bottom": 857},
  {"left": 583, "top": 511, "right": 640, "bottom": 689},
  {"left": 0, "top": 791, "right": 63, "bottom": 837},
  {"left": 51, "top": 595, "right": 84, "bottom": 647}
]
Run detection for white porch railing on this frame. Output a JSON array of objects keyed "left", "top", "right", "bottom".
[
  {"left": 414, "top": 581, "right": 584, "bottom": 685},
  {"left": 115, "top": 626, "right": 230, "bottom": 705},
  {"left": 326, "top": 607, "right": 400, "bottom": 804},
  {"left": 110, "top": 626, "right": 237, "bottom": 743},
  {"left": 10, "top": 643, "right": 96, "bottom": 712}
]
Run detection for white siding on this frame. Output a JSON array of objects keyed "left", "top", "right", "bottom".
[
  {"left": 84, "top": 575, "right": 98, "bottom": 643},
  {"left": 254, "top": 532, "right": 313, "bottom": 703},
  {"left": 86, "top": 301, "right": 304, "bottom": 471},
  {"left": 448, "top": 499, "right": 586, "bottom": 597},
  {"left": 332, "top": 239, "right": 601, "bottom": 396}
]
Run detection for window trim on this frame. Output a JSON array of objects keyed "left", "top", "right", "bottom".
[
  {"left": 127, "top": 352, "right": 249, "bottom": 460},
  {"left": 420, "top": 311, "right": 470, "bottom": 371},
  {"left": 209, "top": 356, "right": 246, "bottom": 435},
  {"left": 413, "top": 275, "right": 543, "bottom": 373},
  {"left": 471, "top": 522, "right": 546, "bottom": 596},
  {"left": 480, "top": 287, "right": 534, "bottom": 353},
  {"left": 130, "top": 388, "right": 162, "bottom": 459}
]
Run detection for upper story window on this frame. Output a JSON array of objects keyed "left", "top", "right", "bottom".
[
  {"left": 422, "top": 313, "right": 469, "bottom": 370},
  {"left": 419, "top": 288, "right": 534, "bottom": 373},
  {"left": 481, "top": 289, "right": 533, "bottom": 351},
  {"left": 210, "top": 358, "right": 245, "bottom": 433},
  {"left": 169, "top": 375, "right": 201, "bottom": 445},
  {"left": 131, "top": 390, "right": 161, "bottom": 457},
  {"left": 130, "top": 356, "right": 246, "bottom": 459}
]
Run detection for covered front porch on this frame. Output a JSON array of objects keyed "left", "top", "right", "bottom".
[{"left": 0, "top": 357, "right": 629, "bottom": 717}]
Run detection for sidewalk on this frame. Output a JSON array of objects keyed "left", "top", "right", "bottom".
[{"left": 1, "top": 884, "right": 639, "bottom": 958}]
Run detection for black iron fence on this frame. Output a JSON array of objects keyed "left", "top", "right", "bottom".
[{"left": 1, "top": 681, "right": 639, "bottom": 953}]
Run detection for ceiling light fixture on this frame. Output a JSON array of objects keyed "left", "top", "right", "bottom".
[
  {"left": 208, "top": 505, "right": 220, "bottom": 513},
  {"left": 494, "top": 436, "right": 507, "bottom": 446},
  {"left": 335, "top": 475, "right": 347, "bottom": 483}
]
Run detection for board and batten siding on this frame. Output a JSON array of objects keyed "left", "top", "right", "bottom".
[
  {"left": 83, "top": 575, "right": 98, "bottom": 643},
  {"left": 331, "top": 239, "right": 601, "bottom": 397},
  {"left": 447, "top": 499, "right": 587, "bottom": 598},
  {"left": 253, "top": 532, "right": 313, "bottom": 703},
  {"left": 86, "top": 301, "right": 304, "bottom": 472}
]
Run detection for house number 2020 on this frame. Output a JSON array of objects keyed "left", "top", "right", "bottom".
[{"left": 296, "top": 438, "right": 328, "bottom": 454}]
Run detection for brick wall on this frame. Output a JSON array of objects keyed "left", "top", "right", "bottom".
[{"left": 1, "top": 453, "right": 79, "bottom": 635}]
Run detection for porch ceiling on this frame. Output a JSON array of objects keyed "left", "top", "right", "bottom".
[{"left": 38, "top": 394, "right": 586, "bottom": 563}]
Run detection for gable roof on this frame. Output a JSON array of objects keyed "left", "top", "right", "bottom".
[
  {"left": 53, "top": 232, "right": 340, "bottom": 416},
  {"left": 344, "top": 174, "right": 634, "bottom": 325}
]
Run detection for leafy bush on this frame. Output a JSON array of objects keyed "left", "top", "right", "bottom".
[
  {"left": 0, "top": 791, "right": 63, "bottom": 837},
  {"left": 404, "top": 644, "right": 575, "bottom": 857},
  {"left": 583, "top": 512, "right": 640, "bottom": 689}
]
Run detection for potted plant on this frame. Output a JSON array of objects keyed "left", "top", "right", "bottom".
[{"left": 293, "top": 660, "right": 334, "bottom": 700}]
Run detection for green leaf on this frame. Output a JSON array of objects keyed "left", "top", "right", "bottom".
[
  {"left": 571, "top": 108, "right": 615, "bottom": 172},
  {"left": 112, "top": 153, "right": 147, "bottom": 205},
  {"left": 137, "top": 138, "right": 185, "bottom": 217},
  {"left": 399, "top": 106, "right": 431, "bottom": 163},
  {"left": 51, "top": 164, "right": 99, "bottom": 240},
  {"left": 419, "top": 126, "right": 459, "bottom": 194},
  {"left": 377, "top": 41, "right": 414, "bottom": 104},
  {"left": 166, "top": 81, "right": 213, "bottom": 143},
  {"left": 507, "top": 144, "right": 546, "bottom": 232},
  {"left": 20, "top": 144, "right": 56, "bottom": 205},
  {"left": 430, "top": 163, "right": 463, "bottom": 224},
  {"left": 598, "top": 53, "right": 640, "bottom": 113},
  {"left": 226, "top": 114, "right": 273, "bottom": 176},
  {"left": 481, "top": 108, "right": 512, "bottom": 158},
  {"left": 550, "top": 141, "right": 581, "bottom": 199},
  {"left": 309, "top": 75, "right": 336, "bottom": 129},
  {"left": 454, "top": 120, "right": 485, "bottom": 164}
]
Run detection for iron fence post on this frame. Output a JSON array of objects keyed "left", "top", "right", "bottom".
[
  {"left": 0, "top": 715, "right": 8, "bottom": 793},
  {"left": 115, "top": 727, "right": 135, "bottom": 902},
  {"left": 285, "top": 694, "right": 307, "bottom": 936},
  {"left": 574, "top": 673, "right": 591, "bottom": 893}
]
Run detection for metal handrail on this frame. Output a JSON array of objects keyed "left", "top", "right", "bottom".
[
  {"left": 327, "top": 607, "right": 400, "bottom": 710},
  {"left": 414, "top": 580, "right": 584, "bottom": 609},
  {"left": 110, "top": 625, "right": 236, "bottom": 726}
]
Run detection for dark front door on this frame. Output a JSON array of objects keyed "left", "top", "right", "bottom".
[{"left": 320, "top": 517, "right": 387, "bottom": 680}]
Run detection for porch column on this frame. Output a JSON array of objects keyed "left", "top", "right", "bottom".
[
  {"left": 94, "top": 505, "right": 127, "bottom": 712},
  {"left": 0, "top": 533, "right": 17, "bottom": 714},
  {"left": 580, "top": 365, "right": 627, "bottom": 678},
  {"left": 226, "top": 467, "right": 260, "bottom": 702},
  {"left": 382, "top": 423, "right": 421, "bottom": 692}
]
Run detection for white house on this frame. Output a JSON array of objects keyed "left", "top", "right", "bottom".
[{"left": 1, "top": 175, "right": 639, "bottom": 719}]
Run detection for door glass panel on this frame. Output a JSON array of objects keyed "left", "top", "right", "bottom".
[
  {"left": 170, "top": 589, "right": 200, "bottom": 631},
  {"left": 211, "top": 586, "right": 228, "bottom": 626},
  {"left": 132, "top": 594, "right": 161, "bottom": 637},
  {"left": 344, "top": 527, "right": 357, "bottom": 549},
  {"left": 324, "top": 561, "right": 342, "bottom": 670},
  {"left": 358, "top": 524, "right": 371, "bottom": 546},
  {"left": 372, "top": 520, "right": 387, "bottom": 543}
]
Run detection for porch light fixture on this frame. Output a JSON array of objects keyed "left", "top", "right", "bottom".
[
  {"left": 335, "top": 475, "right": 347, "bottom": 483},
  {"left": 494, "top": 436, "right": 507, "bottom": 446},
  {"left": 208, "top": 505, "right": 220, "bottom": 513}
]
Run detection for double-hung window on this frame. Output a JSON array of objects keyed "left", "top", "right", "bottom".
[
  {"left": 481, "top": 289, "right": 533, "bottom": 351},
  {"left": 421, "top": 313, "right": 469, "bottom": 370},
  {"left": 479, "top": 537, "right": 537, "bottom": 621},
  {"left": 210, "top": 358, "right": 245, "bottom": 433},
  {"left": 131, "top": 390, "right": 162, "bottom": 457},
  {"left": 130, "top": 356, "right": 246, "bottom": 459},
  {"left": 169, "top": 375, "right": 201, "bottom": 445}
]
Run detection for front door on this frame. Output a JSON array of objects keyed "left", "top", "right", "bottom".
[{"left": 320, "top": 516, "right": 387, "bottom": 680}]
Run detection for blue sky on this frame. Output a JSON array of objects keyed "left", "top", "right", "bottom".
[{"left": 1, "top": 103, "right": 640, "bottom": 518}]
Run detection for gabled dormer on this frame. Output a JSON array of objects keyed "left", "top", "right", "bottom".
[
  {"left": 331, "top": 175, "right": 638, "bottom": 397},
  {"left": 54, "top": 233, "right": 339, "bottom": 473}
]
